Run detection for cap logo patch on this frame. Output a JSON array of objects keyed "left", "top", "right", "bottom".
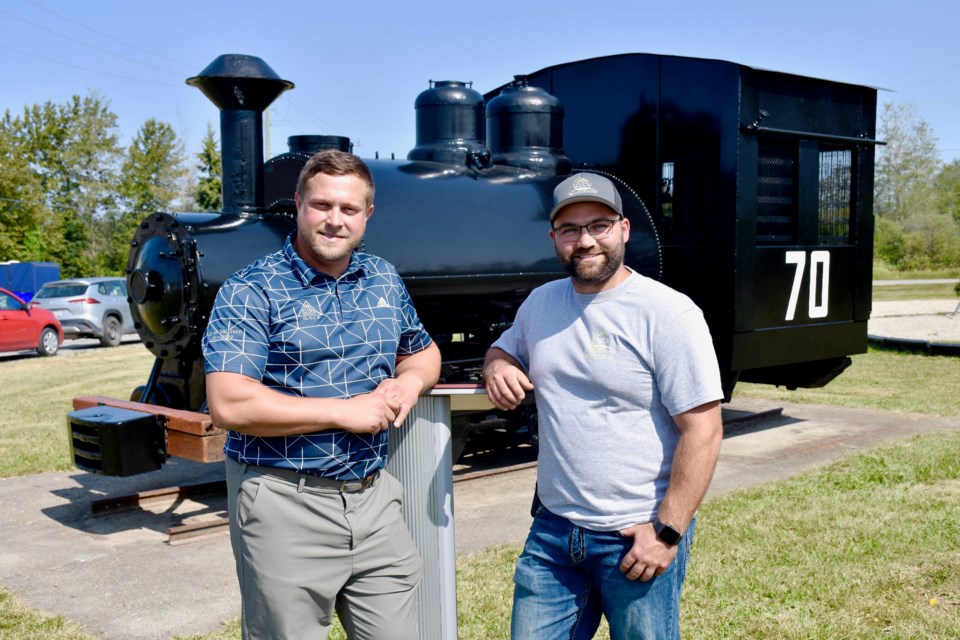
[{"left": 570, "top": 176, "right": 598, "bottom": 195}]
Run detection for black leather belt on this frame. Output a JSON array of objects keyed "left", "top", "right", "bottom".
[{"left": 256, "top": 465, "right": 380, "bottom": 493}]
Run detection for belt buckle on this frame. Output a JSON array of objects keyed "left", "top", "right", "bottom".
[{"left": 341, "top": 472, "right": 377, "bottom": 493}]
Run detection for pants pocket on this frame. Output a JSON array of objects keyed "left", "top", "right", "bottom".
[
  {"left": 530, "top": 484, "right": 545, "bottom": 518},
  {"left": 236, "top": 472, "right": 265, "bottom": 529}
]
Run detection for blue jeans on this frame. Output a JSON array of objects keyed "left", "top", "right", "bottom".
[{"left": 511, "top": 504, "right": 695, "bottom": 640}]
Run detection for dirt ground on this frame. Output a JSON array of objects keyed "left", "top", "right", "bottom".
[{"left": 868, "top": 299, "right": 960, "bottom": 343}]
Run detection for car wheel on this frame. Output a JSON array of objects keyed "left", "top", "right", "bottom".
[
  {"left": 37, "top": 327, "right": 59, "bottom": 357},
  {"left": 100, "top": 316, "right": 122, "bottom": 347}
]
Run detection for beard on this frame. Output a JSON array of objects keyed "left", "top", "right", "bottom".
[
  {"left": 559, "top": 241, "right": 625, "bottom": 285},
  {"left": 296, "top": 222, "right": 363, "bottom": 265}
]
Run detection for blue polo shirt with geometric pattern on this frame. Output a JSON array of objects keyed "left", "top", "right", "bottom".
[{"left": 202, "top": 233, "right": 434, "bottom": 480}]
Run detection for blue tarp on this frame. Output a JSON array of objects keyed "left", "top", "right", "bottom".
[{"left": 0, "top": 262, "right": 61, "bottom": 302}]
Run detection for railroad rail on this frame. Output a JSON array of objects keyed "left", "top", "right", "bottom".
[{"left": 86, "top": 406, "right": 784, "bottom": 544}]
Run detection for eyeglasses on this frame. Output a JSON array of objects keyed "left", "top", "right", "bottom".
[{"left": 552, "top": 216, "right": 623, "bottom": 241}]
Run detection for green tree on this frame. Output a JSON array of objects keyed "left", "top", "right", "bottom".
[
  {"left": 895, "top": 212, "right": 960, "bottom": 270},
  {"left": 105, "top": 118, "right": 187, "bottom": 273},
  {"left": 934, "top": 159, "right": 960, "bottom": 223},
  {"left": 875, "top": 102, "right": 941, "bottom": 221},
  {"left": 873, "top": 102, "right": 959, "bottom": 270},
  {"left": 194, "top": 123, "right": 222, "bottom": 212},
  {"left": 7, "top": 92, "right": 121, "bottom": 277},
  {"left": 0, "top": 118, "right": 54, "bottom": 261},
  {"left": 117, "top": 118, "right": 186, "bottom": 214}
]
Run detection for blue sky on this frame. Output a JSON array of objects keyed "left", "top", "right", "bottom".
[{"left": 2, "top": 0, "right": 958, "bottom": 167}]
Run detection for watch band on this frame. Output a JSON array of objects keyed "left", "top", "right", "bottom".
[{"left": 653, "top": 518, "right": 682, "bottom": 546}]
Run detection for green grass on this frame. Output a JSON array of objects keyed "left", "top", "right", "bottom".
[
  {"left": 0, "top": 344, "right": 154, "bottom": 477},
  {"left": 871, "top": 262, "right": 960, "bottom": 281},
  {"left": 872, "top": 281, "right": 958, "bottom": 301},
  {"left": 684, "top": 432, "right": 960, "bottom": 639},
  {"left": 0, "top": 588, "right": 94, "bottom": 640},
  {"left": 736, "top": 346, "right": 960, "bottom": 416},
  {"left": 2, "top": 281, "right": 960, "bottom": 638},
  {"left": 451, "top": 435, "right": 960, "bottom": 640}
]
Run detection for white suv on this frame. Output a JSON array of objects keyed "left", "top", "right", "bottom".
[{"left": 31, "top": 277, "right": 135, "bottom": 347}]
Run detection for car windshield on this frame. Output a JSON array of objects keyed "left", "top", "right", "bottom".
[{"left": 35, "top": 284, "right": 87, "bottom": 298}]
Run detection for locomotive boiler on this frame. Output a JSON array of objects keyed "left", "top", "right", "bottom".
[{"left": 69, "top": 52, "right": 879, "bottom": 475}]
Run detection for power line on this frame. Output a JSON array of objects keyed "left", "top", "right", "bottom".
[
  {"left": 24, "top": 0, "right": 195, "bottom": 71},
  {"left": 0, "top": 44, "right": 183, "bottom": 89},
  {"left": 0, "top": 7, "right": 186, "bottom": 77},
  {"left": 286, "top": 96, "right": 342, "bottom": 135}
]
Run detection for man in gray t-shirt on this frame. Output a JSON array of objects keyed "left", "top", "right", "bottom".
[{"left": 483, "top": 172, "right": 723, "bottom": 640}]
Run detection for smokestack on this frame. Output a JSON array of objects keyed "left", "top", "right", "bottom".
[{"left": 187, "top": 54, "right": 293, "bottom": 213}]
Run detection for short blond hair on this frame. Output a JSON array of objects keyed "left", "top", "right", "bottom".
[{"left": 296, "top": 149, "right": 375, "bottom": 206}]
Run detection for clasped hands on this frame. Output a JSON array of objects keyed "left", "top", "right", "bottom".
[{"left": 342, "top": 376, "right": 421, "bottom": 434}]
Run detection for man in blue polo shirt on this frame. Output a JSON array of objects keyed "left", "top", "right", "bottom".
[{"left": 202, "top": 149, "right": 441, "bottom": 640}]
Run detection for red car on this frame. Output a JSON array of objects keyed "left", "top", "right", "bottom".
[{"left": 0, "top": 286, "right": 63, "bottom": 356}]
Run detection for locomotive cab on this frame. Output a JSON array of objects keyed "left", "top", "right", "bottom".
[{"left": 501, "top": 54, "right": 878, "bottom": 395}]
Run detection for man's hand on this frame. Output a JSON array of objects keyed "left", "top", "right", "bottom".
[
  {"left": 339, "top": 393, "right": 401, "bottom": 434},
  {"left": 377, "top": 342, "right": 442, "bottom": 427},
  {"left": 482, "top": 348, "right": 534, "bottom": 411},
  {"left": 373, "top": 376, "right": 421, "bottom": 427},
  {"left": 617, "top": 522, "right": 678, "bottom": 582}
]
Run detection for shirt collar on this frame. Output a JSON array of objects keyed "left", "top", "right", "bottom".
[{"left": 285, "top": 232, "right": 365, "bottom": 286}]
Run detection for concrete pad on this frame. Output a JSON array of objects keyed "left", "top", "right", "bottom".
[
  {"left": 2, "top": 399, "right": 959, "bottom": 639},
  {"left": 869, "top": 300, "right": 960, "bottom": 343},
  {"left": 0, "top": 459, "right": 237, "bottom": 640}
]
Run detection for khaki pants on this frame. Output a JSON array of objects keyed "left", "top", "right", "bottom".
[{"left": 226, "top": 457, "right": 422, "bottom": 640}]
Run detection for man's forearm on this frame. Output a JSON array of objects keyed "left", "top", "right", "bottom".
[
  {"left": 394, "top": 342, "right": 442, "bottom": 396},
  {"left": 207, "top": 371, "right": 406, "bottom": 436},
  {"left": 206, "top": 371, "right": 351, "bottom": 436},
  {"left": 655, "top": 401, "right": 723, "bottom": 531}
]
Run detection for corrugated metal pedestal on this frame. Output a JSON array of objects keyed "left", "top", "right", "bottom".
[{"left": 388, "top": 385, "right": 492, "bottom": 640}]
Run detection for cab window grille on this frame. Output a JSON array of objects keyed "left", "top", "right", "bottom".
[
  {"left": 818, "top": 147, "right": 852, "bottom": 245},
  {"left": 757, "top": 138, "right": 796, "bottom": 244}
]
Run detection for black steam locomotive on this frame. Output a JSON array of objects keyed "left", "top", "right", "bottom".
[{"left": 69, "top": 52, "right": 878, "bottom": 475}]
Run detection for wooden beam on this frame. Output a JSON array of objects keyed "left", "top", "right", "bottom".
[
  {"left": 72, "top": 395, "right": 226, "bottom": 464},
  {"left": 168, "top": 429, "right": 226, "bottom": 463},
  {"left": 72, "top": 395, "right": 220, "bottom": 435}
]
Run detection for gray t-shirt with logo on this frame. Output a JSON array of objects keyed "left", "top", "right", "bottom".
[{"left": 492, "top": 270, "right": 723, "bottom": 531}]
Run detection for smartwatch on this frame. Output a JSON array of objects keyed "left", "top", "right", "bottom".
[{"left": 653, "top": 518, "right": 682, "bottom": 546}]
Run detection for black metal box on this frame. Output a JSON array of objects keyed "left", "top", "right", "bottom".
[{"left": 67, "top": 406, "right": 165, "bottom": 476}]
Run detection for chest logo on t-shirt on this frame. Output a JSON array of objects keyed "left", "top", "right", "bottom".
[
  {"left": 376, "top": 296, "right": 390, "bottom": 308},
  {"left": 585, "top": 329, "right": 615, "bottom": 360},
  {"left": 299, "top": 301, "right": 322, "bottom": 320}
]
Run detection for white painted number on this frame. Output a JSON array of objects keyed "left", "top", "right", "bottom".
[
  {"left": 808, "top": 251, "right": 830, "bottom": 318},
  {"left": 784, "top": 251, "right": 805, "bottom": 321},
  {"left": 784, "top": 250, "right": 830, "bottom": 321}
]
